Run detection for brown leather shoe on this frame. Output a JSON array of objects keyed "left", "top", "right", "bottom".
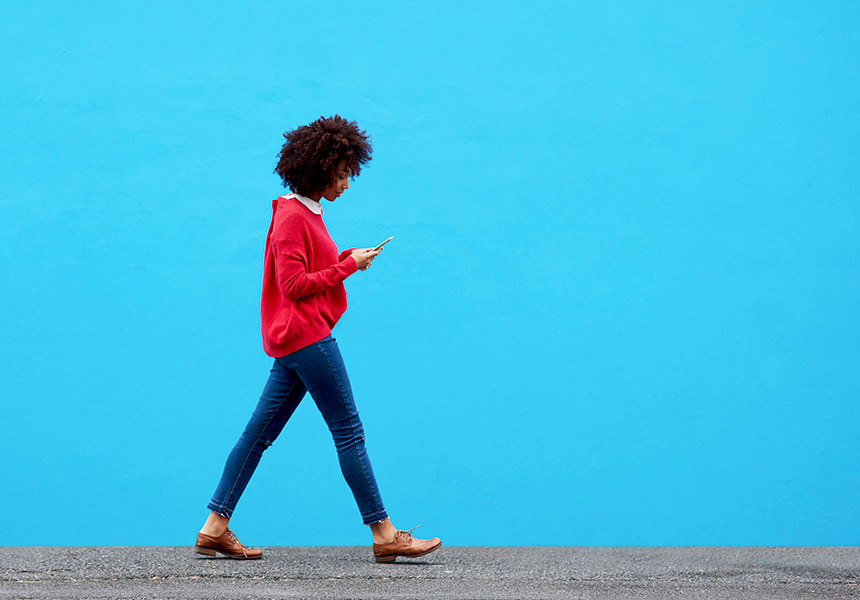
[
  {"left": 372, "top": 528, "right": 442, "bottom": 563},
  {"left": 194, "top": 529, "right": 263, "bottom": 559}
]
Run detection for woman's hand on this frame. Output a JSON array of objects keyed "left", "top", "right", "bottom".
[{"left": 350, "top": 247, "right": 381, "bottom": 271}]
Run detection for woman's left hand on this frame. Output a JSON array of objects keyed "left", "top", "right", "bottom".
[{"left": 350, "top": 247, "right": 381, "bottom": 271}]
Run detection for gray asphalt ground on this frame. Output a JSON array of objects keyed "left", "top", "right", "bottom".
[{"left": 1, "top": 547, "right": 857, "bottom": 599}]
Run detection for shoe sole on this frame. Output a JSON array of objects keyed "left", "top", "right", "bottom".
[
  {"left": 374, "top": 541, "right": 442, "bottom": 563},
  {"left": 194, "top": 545, "right": 262, "bottom": 560}
]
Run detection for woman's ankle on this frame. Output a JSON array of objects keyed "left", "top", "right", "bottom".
[
  {"left": 200, "top": 511, "right": 229, "bottom": 537},
  {"left": 369, "top": 518, "right": 397, "bottom": 544}
]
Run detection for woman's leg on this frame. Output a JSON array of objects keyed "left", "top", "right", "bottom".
[
  {"left": 199, "top": 511, "right": 230, "bottom": 537},
  {"left": 369, "top": 518, "right": 398, "bottom": 544},
  {"left": 205, "top": 358, "right": 307, "bottom": 522},
  {"left": 290, "top": 338, "right": 442, "bottom": 561},
  {"left": 284, "top": 336, "right": 389, "bottom": 526}
]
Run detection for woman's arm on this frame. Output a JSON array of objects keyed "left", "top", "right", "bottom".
[
  {"left": 277, "top": 247, "right": 358, "bottom": 300},
  {"left": 276, "top": 246, "right": 380, "bottom": 300}
]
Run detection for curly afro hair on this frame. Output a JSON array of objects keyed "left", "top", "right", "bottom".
[{"left": 274, "top": 115, "right": 372, "bottom": 196}]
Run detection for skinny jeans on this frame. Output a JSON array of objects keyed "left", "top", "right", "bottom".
[{"left": 207, "top": 335, "right": 388, "bottom": 525}]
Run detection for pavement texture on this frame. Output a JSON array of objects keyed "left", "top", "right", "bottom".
[{"left": 1, "top": 546, "right": 858, "bottom": 599}]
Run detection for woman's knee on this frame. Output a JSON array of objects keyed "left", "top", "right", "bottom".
[{"left": 332, "top": 426, "right": 367, "bottom": 453}]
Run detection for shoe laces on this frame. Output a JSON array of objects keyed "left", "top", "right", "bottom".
[
  {"left": 226, "top": 529, "right": 241, "bottom": 546},
  {"left": 400, "top": 525, "right": 420, "bottom": 539}
]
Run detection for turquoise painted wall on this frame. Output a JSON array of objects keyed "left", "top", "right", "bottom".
[{"left": 1, "top": 1, "right": 858, "bottom": 545}]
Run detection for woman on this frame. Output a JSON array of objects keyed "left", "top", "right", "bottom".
[{"left": 194, "top": 115, "right": 441, "bottom": 563}]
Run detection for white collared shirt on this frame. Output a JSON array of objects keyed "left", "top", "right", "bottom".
[{"left": 283, "top": 192, "right": 323, "bottom": 215}]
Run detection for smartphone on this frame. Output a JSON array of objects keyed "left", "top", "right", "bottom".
[{"left": 372, "top": 236, "right": 393, "bottom": 251}]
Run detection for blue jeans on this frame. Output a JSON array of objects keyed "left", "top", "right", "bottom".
[{"left": 207, "top": 335, "right": 388, "bottom": 525}]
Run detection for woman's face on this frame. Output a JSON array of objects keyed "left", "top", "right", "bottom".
[{"left": 321, "top": 158, "right": 351, "bottom": 202}]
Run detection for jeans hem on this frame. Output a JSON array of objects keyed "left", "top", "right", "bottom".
[
  {"left": 207, "top": 502, "right": 233, "bottom": 519},
  {"left": 362, "top": 511, "right": 389, "bottom": 526}
]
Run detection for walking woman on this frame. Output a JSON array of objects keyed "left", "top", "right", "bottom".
[{"left": 194, "top": 115, "right": 441, "bottom": 563}]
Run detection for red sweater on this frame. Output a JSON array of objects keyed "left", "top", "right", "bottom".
[{"left": 260, "top": 196, "right": 358, "bottom": 357}]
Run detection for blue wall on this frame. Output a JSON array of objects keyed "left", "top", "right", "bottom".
[{"left": 1, "top": 2, "right": 858, "bottom": 546}]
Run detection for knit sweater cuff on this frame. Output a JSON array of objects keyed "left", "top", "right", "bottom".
[{"left": 342, "top": 254, "right": 359, "bottom": 276}]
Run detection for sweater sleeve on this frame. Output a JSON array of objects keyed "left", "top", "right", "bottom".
[{"left": 275, "top": 242, "right": 358, "bottom": 301}]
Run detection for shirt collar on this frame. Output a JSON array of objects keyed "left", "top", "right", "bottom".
[{"left": 283, "top": 192, "right": 324, "bottom": 215}]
